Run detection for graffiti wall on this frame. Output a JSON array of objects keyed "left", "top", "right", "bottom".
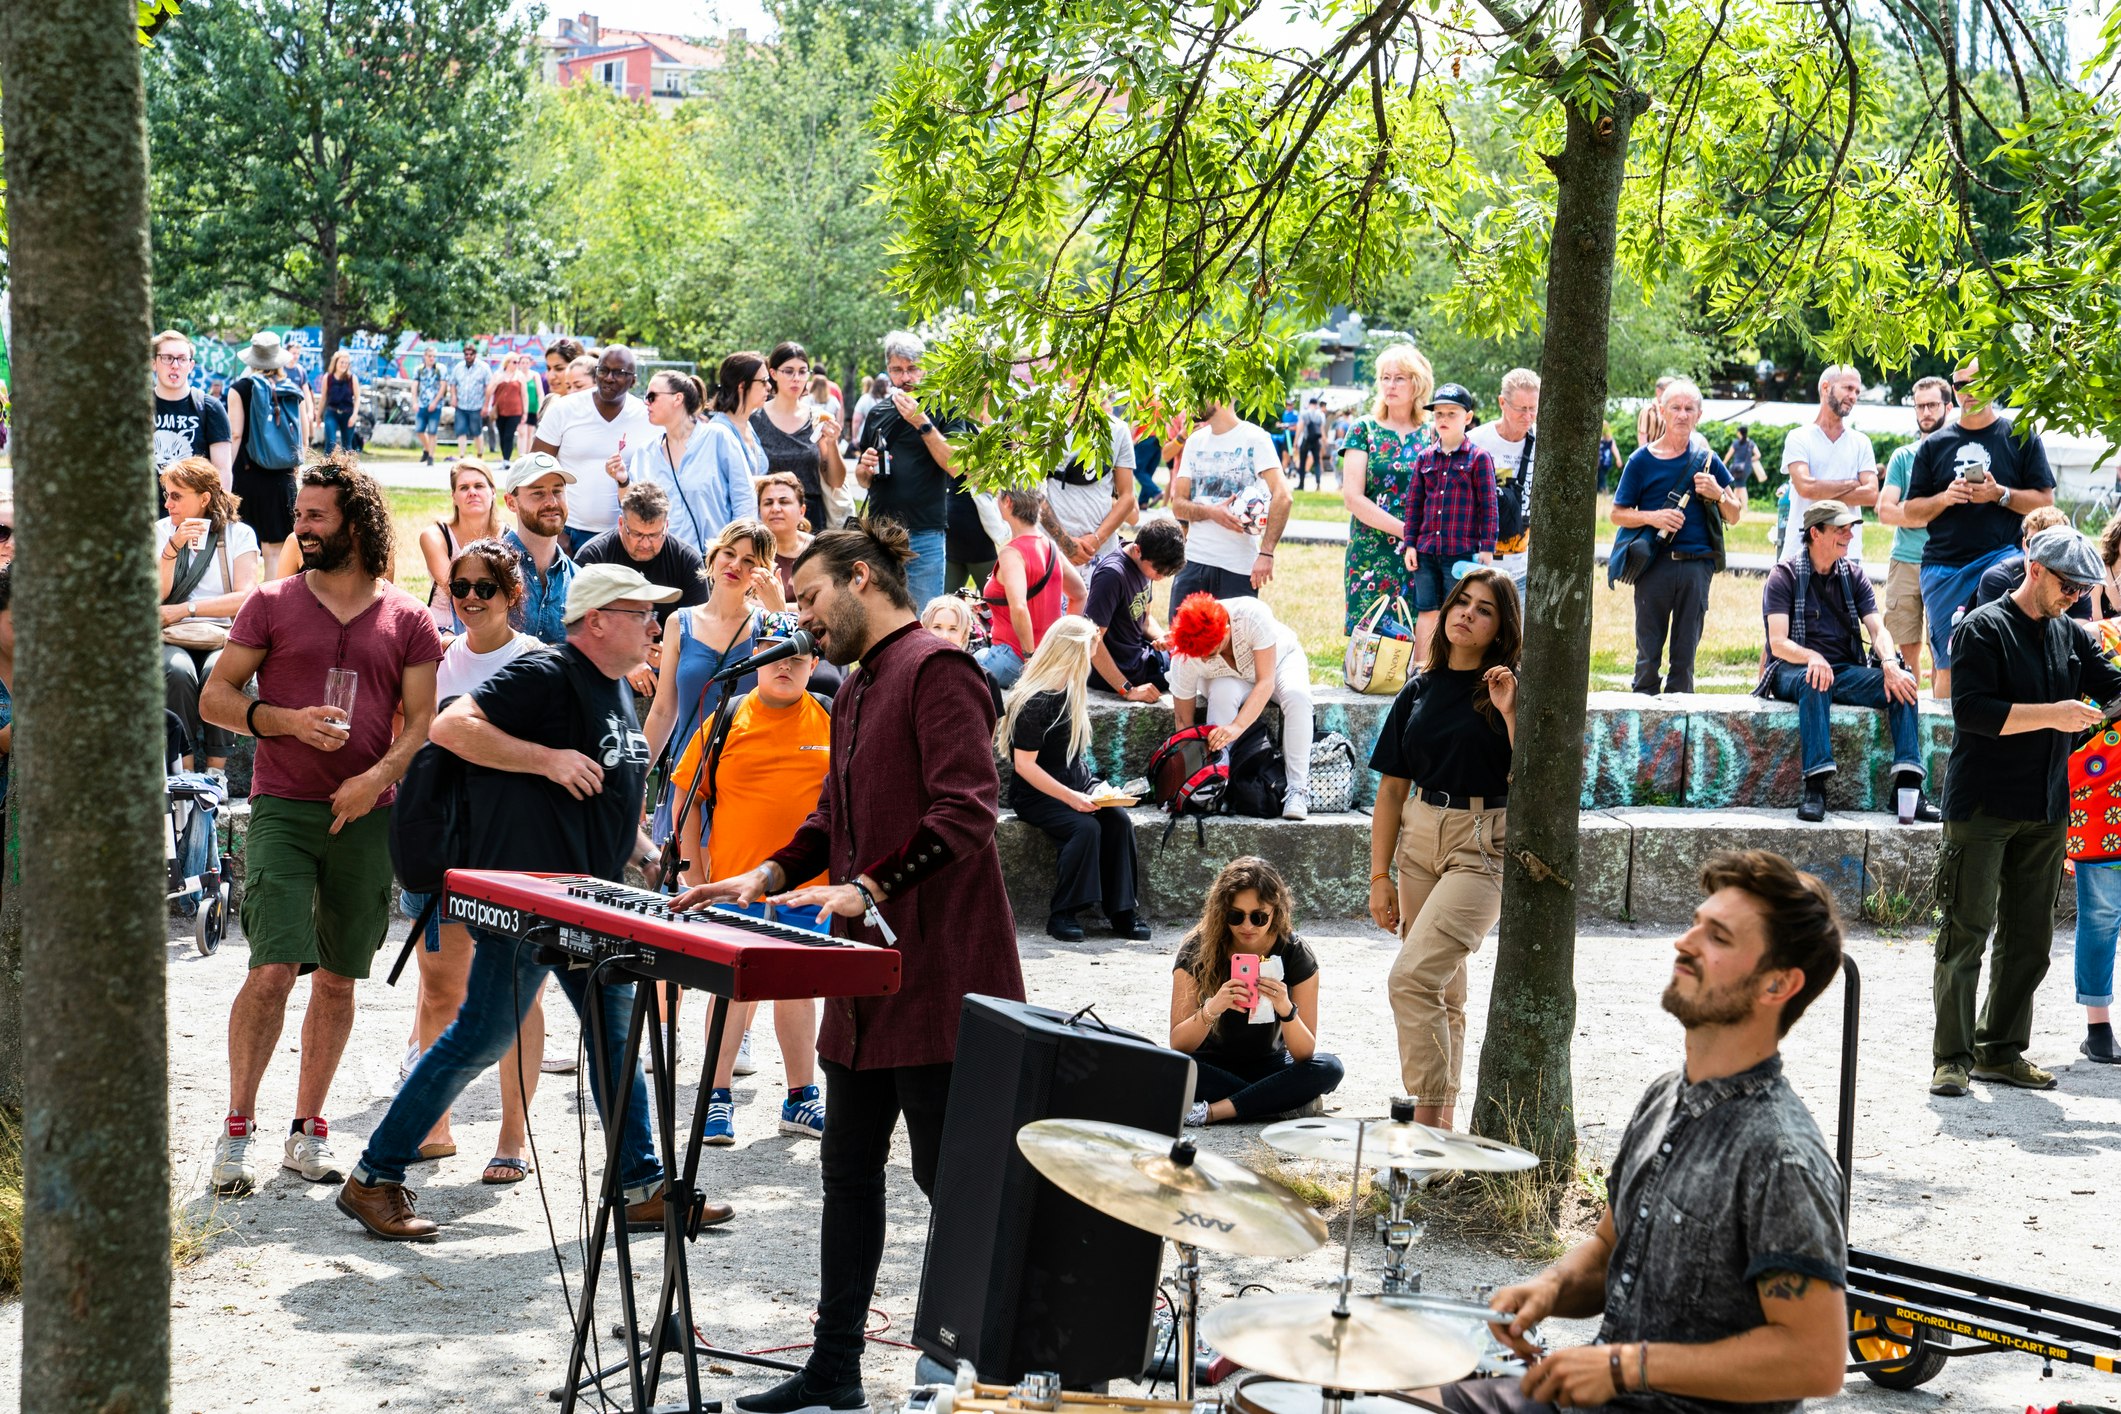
[{"left": 184, "top": 329, "right": 575, "bottom": 394}]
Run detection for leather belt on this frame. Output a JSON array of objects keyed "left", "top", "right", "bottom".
[{"left": 1419, "top": 787, "right": 1506, "bottom": 811}]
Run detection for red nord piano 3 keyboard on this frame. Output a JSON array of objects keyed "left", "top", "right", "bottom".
[{"left": 443, "top": 870, "right": 901, "bottom": 1003}]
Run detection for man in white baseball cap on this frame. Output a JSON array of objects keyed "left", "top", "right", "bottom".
[
  {"left": 341, "top": 558, "right": 702, "bottom": 1241},
  {"left": 500, "top": 451, "right": 580, "bottom": 645}
]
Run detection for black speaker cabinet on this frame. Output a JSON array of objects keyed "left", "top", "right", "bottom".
[{"left": 913, "top": 994, "right": 1195, "bottom": 1385}]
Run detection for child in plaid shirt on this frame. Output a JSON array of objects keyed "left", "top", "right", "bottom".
[{"left": 1401, "top": 383, "right": 1497, "bottom": 657}]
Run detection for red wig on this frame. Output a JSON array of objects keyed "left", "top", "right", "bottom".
[{"left": 1169, "top": 592, "right": 1232, "bottom": 659}]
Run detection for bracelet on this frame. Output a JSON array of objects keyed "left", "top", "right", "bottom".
[
  {"left": 1638, "top": 1342, "right": 1650, "bottom": 1393},
  {"left": 1259, "top": 550, "right": 1275, "bottom": 559},
  {"left": 246, "top": 699, "right": 268, "bottom": 738},
  {"left": 1609, "top": 1347, "right": 1624, "bottom": 1395},
  {"left": 1370, "top": 871, "right": 1391, "bottom": 884},
  {"left": 1274, "top": 1007, "right": 1295, "bottom": 1024}
]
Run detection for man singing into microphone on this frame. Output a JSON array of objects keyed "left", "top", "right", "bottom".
[{"left": 675, "top": 518, "right": 1024, "bottom": 1414}]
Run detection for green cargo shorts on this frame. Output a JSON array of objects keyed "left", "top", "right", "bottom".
[{"left": 239, "top": 794, "right": 394, "bottom": 978}]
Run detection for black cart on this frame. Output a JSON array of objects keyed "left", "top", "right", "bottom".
[{"left": 1834, "top": 956, "right": 2121, "bottom": 1389}]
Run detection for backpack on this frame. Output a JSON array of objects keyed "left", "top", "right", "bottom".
[
  {"left": 1147, "top": 725, "right": 1218, "bottom": 809},
  {"left": 1146, "top": 719, "right": 1282, "bottom": 851},
  {"left": 1220, "top": 718, "right": 1286, "bottom": 819},
  {"left": 239, "top": 374, "right": 306, "bottom": 470},
  {"left": 383, "top": 732, "right": 471, "bottom": 985}
]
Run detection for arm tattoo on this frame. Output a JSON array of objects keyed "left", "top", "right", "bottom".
[{"left": 1756, "top": 1271, "right": 1813, "bottom": 1302}]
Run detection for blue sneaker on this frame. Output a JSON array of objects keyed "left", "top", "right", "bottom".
[
  {"left": 703, "top": 1088, "right": 736, "bottom": 1146},
  {"left": 779, "top": 1085, "right": 826, "bottom": 1140}
]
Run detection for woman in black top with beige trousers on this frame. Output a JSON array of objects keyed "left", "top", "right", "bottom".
[{"left": 1367, "top": 567, "right": 1521, "bottom": 1131}]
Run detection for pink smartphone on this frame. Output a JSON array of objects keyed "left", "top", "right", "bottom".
[{"left": 1231, "top": 953, "right": 1261, "bottom": 1009}]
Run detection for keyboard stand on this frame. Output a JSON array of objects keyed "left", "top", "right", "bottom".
[{"left": 556, "top": 971, "right": 803, "bottom": 1412}]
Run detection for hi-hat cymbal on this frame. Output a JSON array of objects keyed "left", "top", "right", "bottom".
[
  {"left": 1201, "top": 1292, "right": 1482, "bottom": 1390},
  {"left": 1016, "top": 1118, "right": 1329, "bottom": 1258},
  {"left": 1260, "top": 1117, "right": 1539, "bottom": 1173}
]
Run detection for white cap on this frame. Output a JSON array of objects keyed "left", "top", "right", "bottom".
[
  {"left": 565, "top": 563, "right": 681, "bottom": 623},
  {"left": 502, "top": 451, "right": 575, "bottom": 494}
]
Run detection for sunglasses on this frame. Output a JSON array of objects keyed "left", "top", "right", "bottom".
[
  {"left": 644, "top": 390, "right": 669, "bottom": 403},
  {"left": 1225, "top": 908, "right": 1273, "bottom": 928},
  {"left": 0, "top": 524, "right": 13, "bottom": 543},
  {"left": 2055, "top": 576, "right": 2095, "bottom": 600},
  {"left": 449, "top": 577, "right": 501, "bottom": 601}
]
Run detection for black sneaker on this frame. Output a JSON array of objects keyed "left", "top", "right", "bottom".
[
  {"left": 734, "top": 1372, "right": 871, "bottom": 1414},
  {"left": 1796, "top": 780, "right": 1827, "bottom": 823},
  {"left": 1109, "top": 911, "right": 1153, "bottom": 941},
  {"left": 2082, "top": 1024, "right": 2120, "bottom": 1064},
  {"left": 1047, "top": 911, "right": 1085, "bottom": 942}
]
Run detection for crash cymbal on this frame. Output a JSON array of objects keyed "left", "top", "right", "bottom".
[
  {"left": 1260, "top": 1117, "right": 1539, "bottom": 1174},
  {"left": 1201, "top": 1292, "right": 1482, "bottom": 1391},
  {"left": 1015, "top": 1118, "right": 1329, "bottom": 1258}
]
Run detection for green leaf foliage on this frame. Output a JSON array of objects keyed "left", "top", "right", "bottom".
[{"left": 145, "top": 0, "right": 535, "bottom": 351}]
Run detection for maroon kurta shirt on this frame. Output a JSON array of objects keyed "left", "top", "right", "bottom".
[{"left": 768, "top": 621, "right": 1024, "bottom": 1069}]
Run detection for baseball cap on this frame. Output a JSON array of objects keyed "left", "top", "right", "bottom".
[
  {"left": 1800, "top": 500, "right": 1862, "bottom": 532},
  {"left": 1425, "top": 383, "right": 1476, "bottom": 413},
  {"left": 2025, "top": 527, "right": 2105, "bottom": 588},
  {"left": 564, "top": 563, "right": 681, "bottom": 623},
  {"left": 502, "top": 451, "right": 575, "bottom": 494}
]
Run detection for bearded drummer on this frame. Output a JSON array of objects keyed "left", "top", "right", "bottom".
[{"left": 1415, "top": 850, "right": 1849, "bottom": 1413}]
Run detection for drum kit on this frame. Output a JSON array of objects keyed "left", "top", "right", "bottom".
[{"left": 945, "top": 1098, "right": 1541, "bottom": 1414}]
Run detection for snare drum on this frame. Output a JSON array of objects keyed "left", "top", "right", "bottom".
[{"left": 1229, "top": 1376, "right": 1408, "bottom": 1414}]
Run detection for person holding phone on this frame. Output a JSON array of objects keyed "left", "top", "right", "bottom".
[{"left": 1167, "top": 856, "right": 1342, "bottom": 1127}]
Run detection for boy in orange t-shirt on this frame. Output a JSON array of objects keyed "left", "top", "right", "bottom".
[{"left": 677, "top": 631, "right": 833, "bottom": 1143}]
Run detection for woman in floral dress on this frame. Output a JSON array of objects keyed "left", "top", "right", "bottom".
[{"left": 1338, "top": 344, "right": 1436, "bottom": 634}]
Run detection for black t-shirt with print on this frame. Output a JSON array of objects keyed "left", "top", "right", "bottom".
[
  {"left": 1174, "top": 934, "right": 1320, "bottom": 1062},
  {"left": 856, "top": 398, "right": 970, "bottom": 534},
  {"left": 154, "top": 391, "right": 231, "bottom": 473},
  {"left": 572, "top": 528, "right": 709, "bottom": 630},
  {"left": 1907, "top": 417, "right": 2056, "bottom": 567},
  {"left": 466, "top": 644, "right": 650, "bottom": 878},
  {"left": 1084, "top": 551, "right": 1156, "bottom": 684}
]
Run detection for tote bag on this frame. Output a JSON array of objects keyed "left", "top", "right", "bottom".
[{"left": 1343, "top": 593, "right": 1415, "bottom": 695}]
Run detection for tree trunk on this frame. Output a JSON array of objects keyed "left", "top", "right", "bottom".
[
  {"left": 0, "top": 0, "right": 172, "bottom": 1407},
  {"left": 1470, "top": 75, "right": 1648, "bottom": 1168}
]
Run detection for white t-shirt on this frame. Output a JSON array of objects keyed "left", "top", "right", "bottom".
[
  {"left": 542, "top": 390, "right": 654, "bottom": 536},
  {"left": 155, "top": 516, "right": 260, "bottom": 625},
  {"left": 1044, "top": 414, "right": 1137, "bottom": 559},
  {"left": 1468, "top": 421, "right": 1535, "bottom": 572},
  {"left": 1779, "top": 422, "right": 1877, "bottom": 559},
  {"left": 1178, "top": 419, "right": 1281, "bottom": 573},
  {"left": 1167, "top": 597, "right": 1305, "bottom": 698},
  {"left": 436, "top": 630, "right": 545, "bottom": 701}
]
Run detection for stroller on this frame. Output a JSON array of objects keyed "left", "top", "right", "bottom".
[{"left": 165, "top": 711, "right": 235, "bottom": 956}]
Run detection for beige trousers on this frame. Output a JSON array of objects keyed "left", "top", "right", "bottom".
[{"left": 1388, "top": 795, "right": 1505, "bottom": 1105}]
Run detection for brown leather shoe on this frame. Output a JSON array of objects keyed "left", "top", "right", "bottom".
[
  {"left": 337, "top": 1175, "right": 440, "bottom": 1241},
  {"left": 625, "top": 1184, "right": 735, "bottom": 1233}
]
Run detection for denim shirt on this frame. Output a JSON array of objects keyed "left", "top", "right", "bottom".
[
  {"left": 505, "top": 528, "right": 577, "bottom": 647},
  {"left": 636, "top": 415, "right": 761, "bottom": 553},
  {"left": 1596, "top": 1055, "right": 1846, "bottom": 1414}
]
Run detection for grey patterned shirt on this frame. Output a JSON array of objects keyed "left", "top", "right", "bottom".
[{"left": 1595, "top": 1055, "right": 1846, "bottom": 1414}]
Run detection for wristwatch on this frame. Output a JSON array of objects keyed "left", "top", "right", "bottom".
[
  {"left": 1274, "top": 1006, "right": 1296, "bottom": 1024},
  {"left": 1998, "top": 485, "right": 2013, "bottom": 509}
]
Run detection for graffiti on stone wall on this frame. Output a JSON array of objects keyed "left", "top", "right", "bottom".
[{"left": 1581, "top": 707, "right": 1687, "bottom": 809}]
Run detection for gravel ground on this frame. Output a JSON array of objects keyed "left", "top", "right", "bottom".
[{"left": 2, "top": 908, "right": 2116, "bottom": 1413}]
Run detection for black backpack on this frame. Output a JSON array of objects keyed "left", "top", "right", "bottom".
[
  {"left": 1220, "top": 719, "right": 1286, "bottom": 819},
  {"left": 385, "top": 697, "right": 477, "bottom": 984}
]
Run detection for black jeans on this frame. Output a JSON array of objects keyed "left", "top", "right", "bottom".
[
  {"left": 1193, "top": 1048, "right": 1344, "bottom": 1120},
  {"left": 808, "top": 1058, "right": 954, "bottom": 1385},
  {"left": 1296, "top": 437, "right": 1324, "bottom": 489},
  {"left": 1170, "top": 560, "right": 1256, "bottom": 605},
  {"left": 1013, "top": 786, "right": 1140, "bottom": 920},
  {"left": 495, "top": 413, "right": 523, "bottom": 461},
  {"left": 1629, "top": 554, "right": 1715, "bottom": 694}
]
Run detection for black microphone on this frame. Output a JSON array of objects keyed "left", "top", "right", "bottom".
[{"left": 708, "top": 628, "right": 817, "bottom": 683}]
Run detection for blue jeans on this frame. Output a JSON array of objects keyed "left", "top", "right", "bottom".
[
  {"left": 453, "top": 408, "right": 484, "bottom": 441},
  {"left": 321, "top": 408, "right": 352, "bottom": 452},
  {"left": 354, "top": 927, "right": 661, "bottom": 1197},
  {"left": 2075, "top": 864, "right": 2121, "bottom": 1007},
  {"left": 415, "top": 406, "right": 442, "bottom": 435},
  {"left": 975, "top": 641, "right": 1025, "bottom": 689},
  {"left": 905, "top": 528, "right": 946, "bottom": 611},
  {"left": 1766, "top": 662, "right": 1922, "bottom": 780}
]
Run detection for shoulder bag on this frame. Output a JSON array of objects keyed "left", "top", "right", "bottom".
[
  {"left": 162, "top": 529, "right": 233, "bottom": 652},
  {"left": 1343, "top": 593, "right": 1415, "bottom": 695}
]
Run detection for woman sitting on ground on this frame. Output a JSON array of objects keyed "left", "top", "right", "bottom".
[
  {"left": 922, "top": 594, "right": 1004, "bottom": 716},
  {"left": 1167, "top": 856, "right": 1343, "bottom": 1127},
  {"left": 998, "top": 615, "right": 1150, "bottom": 942},
  {"left": 1367, "top": 566, "right": 1520, "bottom": 1131},
  {"left": 1168, "top": 591, "right": 1316, "bottom": 819},
  {"left": 399, "top": 539, "right": 552, "bottom": 1181},
  {"left": 417, "top": 458, "right": 506, "bottom": 635},
  {"left": 157, "top": 456, "right": 261, "bottom": 774},
  {"left": 977, "top": 487, "right": 1086, "bottom": 690}
]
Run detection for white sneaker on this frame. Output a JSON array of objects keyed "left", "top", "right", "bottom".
[
  {"left": 283, "top": 1119, "right": 347, "bottom": 1183},
  {"left": 396, "top": 1043, "right": 421, "bottom": 1094},
  {"left": 1184, "top": 1101, "right": 1210, "bottom": 1128},
  {"left": 732, "top": 1031, "right": 757, "bottom": 1077},
  {"left": 212, "top": 1116, "right": 259, "bottom": 1195},
  {"left": 1282, "top": 793, "right": 1310, "bottom": 821}
]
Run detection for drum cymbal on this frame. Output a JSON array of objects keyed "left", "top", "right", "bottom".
[
  {"left": 1201, "top": 1293, "right": 1482, "bottom": 1391},
  {"left": 1261, "top": 1117, "right": 1539, "bottom": 1173},
  {"left": 1016, "top": 1119, "right": 1329, "bottom": 1258}
]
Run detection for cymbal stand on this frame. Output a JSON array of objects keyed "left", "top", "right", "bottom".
[
  {"left": 1376, "top": 1099, "right": 1427, "bottom": 1297},
  {"left": 1170, "top": 1241, "right": 1201, "bottom": 1403}
]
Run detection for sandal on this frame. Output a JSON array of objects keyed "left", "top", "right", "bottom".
[
  {"left": 482, "top": 1156, "right": 531, "bottom": 1185},
  {"left": 416, "top": 1142, "right": 457, "bottom": 1162}
]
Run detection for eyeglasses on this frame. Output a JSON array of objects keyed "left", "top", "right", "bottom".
[
  {"left": 1952, "top": 378, "right": 1977, "bottom": 390},
  {"left": 153, "top": 353, "right": 192, "bottom": 365},
  {"left": 597, "top": 369, "right": 636, "bottom": 382},
  {"left": 1225, "top": 908, "right": 1273, "bottom": 928},
  {"left": 594, "top": 605, "right": 659, "bottom": 623},
  {"left": 449, "top": 578, "right": 501, "bottom": 601}
]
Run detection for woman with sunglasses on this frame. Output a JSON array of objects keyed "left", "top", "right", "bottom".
[
  {"left": 398, "top": 538, "right": 553, "bottom": 1181},
  {"left": 157, "top": 456, "right": 260, "bottom": 774},
  {"left": 417, "top": 459, "right": 506, "bottom": 636},
  {"left": 644, "top": 356, "right": 767, "bottom": 557},
  {"left": 752, "top": 341, "right": 845, "bottom": 536},
  {"left": 1167, "top": 856, "right": 1342, "bottom": 1128},
  {"left": 997, "top": 615, "right": 1147, "bottom": 943},
  {"left": 1367, "top": 566, "right": 1520, "bottom": 1131}
]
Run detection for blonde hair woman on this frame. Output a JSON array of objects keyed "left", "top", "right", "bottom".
[
  {"left": 997, "top": 615, "right": 1148, "bottom": 942},
  {"left": 1340, "top": 342, "right": 1436, "bottom": 633},
  {"left": 417, "top": 459, "right": 507, "bottom": 634}
]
